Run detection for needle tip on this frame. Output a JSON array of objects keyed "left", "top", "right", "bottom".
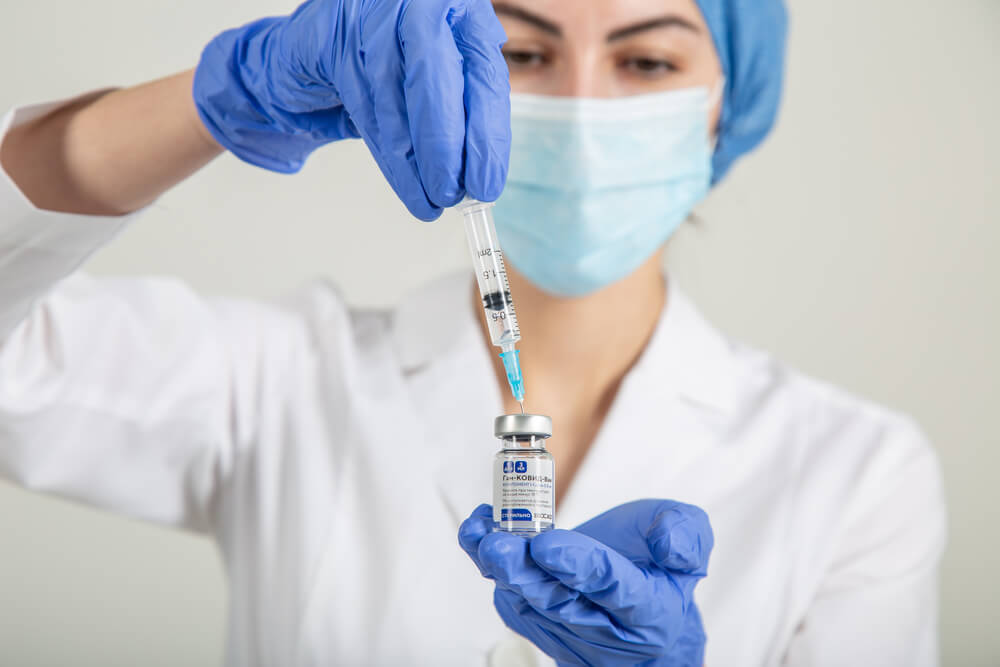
[{"left": 518, "top": 401, "right": 524, "bottom": 414}]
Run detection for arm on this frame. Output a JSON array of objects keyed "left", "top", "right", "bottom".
[
  {"left": 0, "top": 273, "right": 312, "bottom": 532},
  {"left": 2, "top": 0, "right": 512, "bottom": 220},
  {"left": 0, "top": 96, "right": 309, "bottom": 530},
  {"left": 0, "top": 70, "right": 221, "bottom": 216},
  {"left": 0, "top": 0, "right": 510, "bottom": 529},
  {"left": 0, "top": 94, "right": 319, "bottom": 533}
]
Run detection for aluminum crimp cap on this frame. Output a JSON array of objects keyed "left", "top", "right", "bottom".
[{"left": 494, "top": 413, "right": 552, "bottom": 439}]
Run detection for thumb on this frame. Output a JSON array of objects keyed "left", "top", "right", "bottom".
[
  {"left": 574, "top": 499, "right": 714, "bottom": 574},
  {"left": 645, "top": 502, "right": 713, "bottom": 574}
]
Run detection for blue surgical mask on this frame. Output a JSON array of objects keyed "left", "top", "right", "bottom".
[{"left": 493, "top": 87, "right": 715, "bottom": 297}]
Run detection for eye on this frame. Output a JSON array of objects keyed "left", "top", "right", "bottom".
[
  {"left": 502, "top": 48, "right": 549, "bottom": 70},
  {"left": 619, "top": 56, "right": 678, "bottom": 78}
]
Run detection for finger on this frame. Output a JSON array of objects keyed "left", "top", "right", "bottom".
[
  {"left": 449, "top": 0, "right": 510, "bottom": 201},
  {"left": 484, "top": 532, "right": 670, "bottom": 651},
  {"left": 477, "top": 532, "right": 580, "bottom": 611},
  {"left": 480, "top": 532, "right": 635, "bottom": 645},
  {"left": 337, "top": 68, "right": 438, "bottom": 219},
  {"left": 397, "top": 0, "right": 468, "bottom": 208},
  {"left": 457, "top": 503, "right": 494, "bottom": 576},
  {"left": 529, "top": 529, "right": 685, "bottom": 626},
  {"left": 646, "top": 503, "right": 713, "bottom": 574},
  {"left": 328, "top": 50, "right": 412, "bottom": 210},
  {"left": 670, "top": 603, "right": 708, "bottom": 666},
  {"left": 497, "top": 587, "right": 662, "bottom": 663},
  {"left": 574, "top": 499, "right": 714, "bottom": 574},
  {"left": 493, "top": 588, "right": 590, "bottom": 665},
  {"left": 358, "top": 1, "right": 442, "bottom": 220}
]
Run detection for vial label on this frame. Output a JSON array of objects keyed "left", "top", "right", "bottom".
[{"left": 493, "top": 458, "right": 555, "bottom": 526}]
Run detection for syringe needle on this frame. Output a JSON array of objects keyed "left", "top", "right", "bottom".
[{"left": 518, "top": 401, "right": 524, "bottom": 415}]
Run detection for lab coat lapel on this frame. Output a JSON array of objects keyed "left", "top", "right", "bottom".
[
  {"left": 423, "top": 341, "right": 500, "bottom": 525},
  {"left": 557, "top": 279, "right": 738, "bottom": 529},
  {"left": 390, "top": 273, "right": 502, "bottom": 526}
]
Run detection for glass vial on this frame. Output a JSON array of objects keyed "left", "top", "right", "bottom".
[{"left": 493, "top": 414, "right": 555, "bottom": 536}]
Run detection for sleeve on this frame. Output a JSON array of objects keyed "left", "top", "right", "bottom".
[
  {"left": 0, "top": 101, "right": 131, "bottom": 338},
  {"left": 783, "top": 419, "right": 948, "bottom": 667},
  {"left": 0, "top": 102, "right": 310, "bottom": 534}
]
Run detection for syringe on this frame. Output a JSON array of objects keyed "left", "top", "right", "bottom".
[{"left": 457, "top": 198, "right": 525, "bottom": 411}]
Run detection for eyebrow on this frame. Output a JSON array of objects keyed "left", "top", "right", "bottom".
[
  {"left": 493, "top": 4, "right": 562, "bottom": 36},
  {"left": 606, "top": 15, "right": 701, "bottom": 42},
  {"left": 492, "top": 5, "right": 700, "bottom": 43}
]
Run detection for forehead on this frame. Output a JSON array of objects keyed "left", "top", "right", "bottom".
[{"left": 494, "top": 0, "right": 708, "bottom": 36}]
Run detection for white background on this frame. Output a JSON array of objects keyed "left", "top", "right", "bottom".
[{"left": 0, "top": 0, "right": 997, "bottom": 664}]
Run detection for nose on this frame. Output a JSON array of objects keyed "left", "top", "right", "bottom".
[{"left": 551, "top": 51, "right": 614, "bottom": 98}]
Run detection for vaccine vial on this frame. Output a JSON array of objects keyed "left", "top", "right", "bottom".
[{"left": 493, "top": 413, "right": 555, "bottom": 536}]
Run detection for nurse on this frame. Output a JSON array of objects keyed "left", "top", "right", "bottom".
[{"left": 0, "top": 0, "right": 945, "bottom": 666}]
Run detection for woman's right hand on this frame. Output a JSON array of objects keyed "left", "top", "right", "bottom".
[
  {"left": 459, "top": 500, "right": 714, "bottom": 666},
  {"left": 193, "top": 0, "right": 511, "bottom": 221}
]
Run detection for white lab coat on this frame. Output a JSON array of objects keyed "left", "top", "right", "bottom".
[{"left": 0, "top": 102, "right": 946, "bottom": 667}]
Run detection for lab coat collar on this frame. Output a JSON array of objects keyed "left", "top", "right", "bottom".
[
  {"left": 393, "top": 272, "right": 742, "bottom": 529},
  {"left": 390, "top": 273, "right": 480, "bottom": 374},
  {"left": 390, "top": 272, "right": 739, "bottom": 415},
  {"left": 632, "top": 276, "right": 739, "bottom": 415},
  {"left": 547, "top": 277, "right": 742, "bottom": 527}
]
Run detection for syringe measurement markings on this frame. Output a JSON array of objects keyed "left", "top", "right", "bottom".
[
  {"left": 475, "top": 248, "right": 503, "bottom": 287},
  {"left": 496, "top": 250, "right": 512, "bottom": 291},
  {"left": 494, "top": 251, "right": 515, "bottom": 309},
  {"left": 472, "top": 243, "right": 519, "bottom": 337},
  {"left": 495, "top": 255, "right": 521, "bottom": 337},
  {"left": 494, "top": 251, "right": 521, "bottom": 338}
]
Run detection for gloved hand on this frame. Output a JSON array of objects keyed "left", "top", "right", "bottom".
[
  {"left": 193, "top": 0, "right": 510, "bottom": 221},
  {"left": 458, "top": 500, "right": 713, "bottom": 666}
]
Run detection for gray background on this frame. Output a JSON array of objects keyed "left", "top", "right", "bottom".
[{"left": 0, "top": 0, "right": 997, "bottom": 664}]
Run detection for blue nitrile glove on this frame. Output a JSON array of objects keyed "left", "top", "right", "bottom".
[
  {"left": 458, "top": 500, "right": 713, "bottom": 666},
  {"left": 193, "top": 0, "right": 511, "bottom": 221}
]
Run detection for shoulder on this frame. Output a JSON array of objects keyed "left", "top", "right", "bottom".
[
  {"left": 283, "top": 278, "right": 392, "bottom": 353},
  {"left": 732, "top": 342, "right": 940, "bottom": 493},
  {"left": 280, "top": 272, "right": 474, "bottom": 383},
  {"left": 663, "top": 285, "right": 938, "bottom": 481},
  {"left": 720, "top": 338, "right": 947, "bottom": 568}
]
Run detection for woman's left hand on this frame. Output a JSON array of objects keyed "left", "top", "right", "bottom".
[
  {"left": 458, "top": 499, "right": 714, "bottom": 667},
  {"left": 193, "top": 0, "right": 510, "bottom": 222}
]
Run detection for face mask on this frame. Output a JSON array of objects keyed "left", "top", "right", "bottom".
[{"left": 493, "top": 86, "right": 716, "bottom": 297}]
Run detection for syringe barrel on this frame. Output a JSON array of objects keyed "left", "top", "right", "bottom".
[{"left": 459, "top": 199, "right": 521, "bottom": 348}]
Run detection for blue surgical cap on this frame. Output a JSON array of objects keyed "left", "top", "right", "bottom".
[{"left": 694, "top": 0, "right": 788, "bottom": 184}]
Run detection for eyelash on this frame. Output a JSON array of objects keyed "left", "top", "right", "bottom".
[
  {"left": 502, "top": 49, "right": 549, "bottom": 68},
  {"left": 619, "top": 57, "right": 678, "bottom": 77},
  {"left": 502, "top": 49, "right": 678, "bottom": 78}
]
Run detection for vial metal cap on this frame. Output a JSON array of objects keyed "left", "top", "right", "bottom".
[{"left": 494, "top": 413, "right": 552, "bottom": 439}]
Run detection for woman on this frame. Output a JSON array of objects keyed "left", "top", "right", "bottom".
[{"left": 0, "top": 0, "right": 946, "bottom": 664}]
